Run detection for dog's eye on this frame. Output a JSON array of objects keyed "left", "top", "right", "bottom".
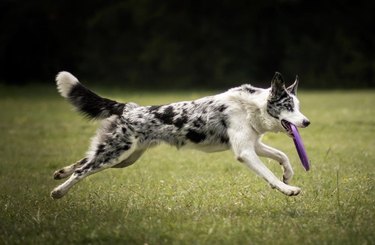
[{"left": 286, "top": 105, "right": 293, "bottom": 112}]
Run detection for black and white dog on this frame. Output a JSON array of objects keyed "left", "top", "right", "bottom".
[{"left": 51, "top": 72, "right": 310, "bottom": 199}]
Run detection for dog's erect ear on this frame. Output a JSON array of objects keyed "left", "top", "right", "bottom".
[
  {"left": 287, "top": 75, "right": 299, "bottom": 95},
  {"left": 270, "top": 72, "right": 286, "bottom": 99}
]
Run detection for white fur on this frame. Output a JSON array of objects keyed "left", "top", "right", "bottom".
[
  {"left": 219, "top": 89, "right": 300, "bottom": 195},
  {"left": 56, "top": 71, "right": 79, "bottom": 98},
  {"left": 279, "top": 96, "right": 308, "bottom": 128}
]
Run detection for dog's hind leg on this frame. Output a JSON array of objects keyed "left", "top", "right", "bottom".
[
  {"left": 111, "top": 149, "right": 145, "bottom": 168},
  {"left": 50, "top": 141, "right": 137, "bottom": 199},
  {"left": 255, "top": 140, "right": 294, "bottom": 184},
  {"left": 53, "top": 158, "right": 88, "bottom": 180}
]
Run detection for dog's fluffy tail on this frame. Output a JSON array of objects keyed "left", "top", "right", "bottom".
[{"left": 56, "top": 71, "right": 125, "bottom": 119}]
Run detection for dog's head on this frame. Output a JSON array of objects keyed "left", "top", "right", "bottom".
[{"left": 267, "top": 72, "right": 310, "bottom": 135}]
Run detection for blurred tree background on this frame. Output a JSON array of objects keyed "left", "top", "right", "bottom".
[{"left": 0, "top": 0, "right": 374, "bottom": 89}]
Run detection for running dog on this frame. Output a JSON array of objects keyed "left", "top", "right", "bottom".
[{"left": 51, "top": 72, "right": 310, "bottom": 199}]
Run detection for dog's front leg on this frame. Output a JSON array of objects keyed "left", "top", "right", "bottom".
[
  {"left": 255, "top": 139, "right": 294, "bottom": 184},
  {"left": 236, "top": 149, "right": 300, "bottom": 196},
  {"left": 229, "top": 129, "right": 300, "bottom": 196}
]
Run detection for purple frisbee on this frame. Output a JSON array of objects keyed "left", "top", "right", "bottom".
[{"left": 290, "top": 124, "right": 310, "bottom": 171}]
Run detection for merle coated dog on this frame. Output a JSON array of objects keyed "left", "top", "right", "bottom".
[{"left": 51, "top": 72, "right": 310, "bottom": 199}]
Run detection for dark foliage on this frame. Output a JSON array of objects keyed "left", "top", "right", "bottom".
[{"left": 0, "top": 0, "right": 374, "bottom": 88}]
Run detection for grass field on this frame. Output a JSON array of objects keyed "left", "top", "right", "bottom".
[{"left": 0, "top": 84, "right": 374, "bottom": 244}]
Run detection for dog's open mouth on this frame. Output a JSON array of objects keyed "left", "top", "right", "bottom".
[{"left": 281, "top": 119, "right": 293, "bottom": 137}]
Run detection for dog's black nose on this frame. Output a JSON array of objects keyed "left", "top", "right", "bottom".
[{"left": 303, "top": 119, "right": 310, "bottom": 127}]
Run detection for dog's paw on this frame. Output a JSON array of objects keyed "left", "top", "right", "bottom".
[
  {"left": 50, "top": 189, "right": 65, "bottom": 199},
  {"left": 277, "top": 184, "right": 301, "bottom": 196},
  {"left": 53, "top": 169, "right": 66, "bottom": 180}
]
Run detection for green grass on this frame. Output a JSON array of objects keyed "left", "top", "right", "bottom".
[{"left": 0, "top": 85, "right": 374, "bottom": 244}]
